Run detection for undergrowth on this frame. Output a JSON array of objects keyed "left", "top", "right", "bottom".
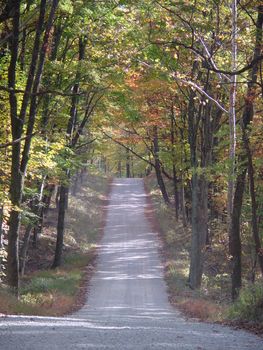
[
  {"left": 0, "top": 172, "right": 109, "bottom": 316},
  {"left": 145, "top": 173, "right": 263, "bottom": 332},
  {"left": 144, "top": 174, "right": 230, "bottom": 323},
  {"left": 227, "top": 282, "right": 263, "bottom": 323}
]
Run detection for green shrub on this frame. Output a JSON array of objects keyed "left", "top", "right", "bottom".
[
  {"left": 64, "top": 251, "right": 94, "bottom": 268},
  {"left": 228, "top": 282, "right": 263, "bottom": 322},
  {"left": 21, "top": 271, "right": 82, "bottom": 296}
]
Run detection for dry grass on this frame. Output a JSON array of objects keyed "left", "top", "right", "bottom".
[
  {"left": 144, "top": 174, "right": 228, "bottom": 322},
  {"left": 144, "top": 173, "right": 263, "bottom": 336},
  {"left": 177, "top": 299, "right": 223, "bottom": 321}
]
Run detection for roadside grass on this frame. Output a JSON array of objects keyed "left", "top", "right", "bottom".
[
  {"left": 145, "top": 174, "right": 263, "bottom": 334},
  {"left": 144, "top": 174, "right": 230, "bottom": 323},
  {"left": 0, "top": 172, "right": 109, "bottom": 316},
  {"left": 227, "top": 282, "right": 263, "bottom": 323}
]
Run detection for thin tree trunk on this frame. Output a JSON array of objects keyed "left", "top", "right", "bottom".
[
  {"left": 0, "top": 205, "right": 4, "bottom": 278},
  {"left": 243, "top": 130, "right": 263, "bottom": 275},
  {"left": 189, "top": 171, "right": 200, "bottom": 287},
  {"left": 187, "top": 72, "right": 203, "bottom": 289},
  {"left": 20, "top": 0, "right": 60, "bottom": 174},
  {"left": 32, "top": 183, "right": 55, "bottom": 246},
  {"left": 52, "top": 35, "right": 86, "bottom": 268},
  {"left": 55, "top": 186, "right": 60, "bottom": 209},
  {"left": 172, "top": 165, "right": 179, "bottom": 220},
  {"left": 72, "top": 173, "right": 79, "bottom": 196},
  {"left": 51, "top": 185, "right": 68, "bottom": 269},
  {"left": 188, "top": 67, "right": 213, "bottom": 289},
  {"left": 153, "top": 125, "right": 170, "bottom": 204},
  {"left": 180, "top": 176, "right": 187, "bottom": 227},
  {"left": 31, "top": 176, "right": 46, "bottom": 248},
  {"left": 230, "top": 4, "right": 263, "bottom": 300},
  {"left": 170, "top": 110, "right": 179, "bottom": 218},
  {"left": 189, "top": 172, "right": 208, "bottom": 288},
  {"left": 118, "top": 161, "right": 122, "bottom": 177},
  {"left": 230, "top": 169, "right": 245, "bottom": 299},
  {"left": 19, "top": 0, "right": 47, "bottom": 127},
  {"left": 7, "top": 0, "right": 59, "bottom": 292},
  {"left": 126, "top": 148, "right": 131, "bottom": 178},
  {"left": 19, "top": 225, "right": 32, "bottom": 276},
  {"left": 227, "top": 0, "right": 237, "bottom": 229},
  {"left": 7, "top": 0, "right": 21, "bottom": 293}
]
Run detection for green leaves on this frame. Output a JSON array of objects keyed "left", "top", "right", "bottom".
[{"left": 59, "top": 0, "right": 74, "bottom": 14}]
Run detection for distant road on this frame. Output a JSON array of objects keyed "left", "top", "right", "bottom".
[{"left": 0, "top": 178, "right": 262, "bottom": 349}]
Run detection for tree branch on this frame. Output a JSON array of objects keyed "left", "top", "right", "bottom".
[
  {"left": 173, "top": 73, "right": 228, "bottom": 113},
  {"left": 102, "top": 131, "right": 156, "bottom": 168},
  {"left": 0, "top": 85, "right": 94, "bottom": 97},
  {"left": 0, "top": 132, "right": 37, "bottom": 149}
]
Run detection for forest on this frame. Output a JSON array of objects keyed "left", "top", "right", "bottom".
[{"left": 0, "top": 0, "right": 263, "bottom": 326}]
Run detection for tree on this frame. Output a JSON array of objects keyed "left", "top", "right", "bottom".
[
  {"left": 230, "top": 4, "right": 263, "bottom": 300},
  {"left": 7, "top": 0, "right": 59, "bottom": 292}
]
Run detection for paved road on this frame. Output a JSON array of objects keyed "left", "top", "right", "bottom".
[{"left": 0, "top": 178, "right": 262, "bottom": 349}]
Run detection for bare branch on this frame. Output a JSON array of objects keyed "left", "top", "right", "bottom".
[
  {"left": 0, "top": 85, "right": 104, "bottom": 97},
  {"left": 152, "top": 1, "right": 263, "bottom": 76},
  {"left": 75, "top": 138, "right": 97, "bottom": 150},
  {"left": 0, "top": 132, "right": 37, "bottom": 149},
  {"left": 173, "top": 74, "right": 228, "bottom": 113},
  {"left": 102, "top": 131, "right": 156, "bottom": 168}
]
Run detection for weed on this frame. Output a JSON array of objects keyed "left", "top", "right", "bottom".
[
  {"left": 21, "top": 270, "right": 82, "bottom": 296},
  {"left": 227, "top": 282, "right": 263, "bottom": 322},
  {"left": 64, "top": 252, "right": 94, "bottom": 268},
  {"left": 178, "top": 299, "right": 221, "bottom": 321},
  {"left": 0, "top": 287, "right": 17, "bottom": 314},
  {"left": 0, "top": 173, "right": 109, "bottom": 317}
]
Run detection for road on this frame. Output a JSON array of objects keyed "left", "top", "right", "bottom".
[{"left": 0, "top": 178, "right": 262, "bottom": 349}]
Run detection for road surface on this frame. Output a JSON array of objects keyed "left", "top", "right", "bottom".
[{"left": 0, "top": 178, "right": 262, "bottom": 349}]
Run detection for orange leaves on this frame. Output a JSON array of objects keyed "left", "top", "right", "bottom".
[
  {"left": 125, "top": 72, "right": 142, "bottom": 89},
  {"left": 124, "top": 71, "right": 181, "bottom": 128},
  {"left": 115, "top": 134, "right": 142, "bottom": 145}
]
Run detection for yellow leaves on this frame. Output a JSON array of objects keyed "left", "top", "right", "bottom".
[{"left": 27, "top": 137, "right": 66, "bottom": 181}]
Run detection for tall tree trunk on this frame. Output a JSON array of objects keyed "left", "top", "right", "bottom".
[
  {"left": 153, "top": 126, "right": 170, "bottom": 204},
  {"left": 52, "top": 36, "right": 86, "bottom": 268},
  {"left": 41, "top": 21, "right": 63, "bottom": 130},
  {"left": 7, "top": 0, "right": 59, "bottom": 292},
  {"left": 243, "top": 133, "right": 263, "bottom": 275},
  {"left": 118, "top": 161, "right": 122, "bottom": 177},
  {"left": 20, "top": 176, "right": 46, "bottom": 273},
  {"left": 227, "top": 0, "right": 237, "bottom": 230},
  {"left": 33, "top": 183, "right": 55, "bottom": 245},
  {"left": 187, "top": 74, "right": 202, "bottom": 288},
  {"left": 19, "top": 0, "right": 47, "bottom": 127},
  {"left": 170, "top": 110, "right": 179, "bottom": 219},
  {"left": 31, "top": 176, "right": 46, "bottom": 248},
  {"left": 51, "top": 185, "right": 68, "bottom": 269},
  {"left": 189, "top": 173, "right": 208, "bottom": 288},
  {"left": 126, "top": 148, "right": 131, "bottom": 178},
  {"left": 180, "top": 176, "right": 187, "bottom": 227},
  {"left": 230, "top": 169, "right": 245, "bottom": 299},
  {"left": 20, "top": 0, "right": 59, "bottom": 174},
  {"left": 188, "top": 68, "right": 214, "bottom": 289},
  {"left": 0, "top": 205, "right": 4, "bottom": 278},
  {"left": 7, "top": 0, "right": 21, "bottom": 293},
  {"left": 230, "top": 4, "right": 263, "bottom": 300},
  {"left": 172, "top": 165, "right": 179, "bottom": 220},
  {"left": 19, "top": 225, "right": 32, "bottom": 276}
]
